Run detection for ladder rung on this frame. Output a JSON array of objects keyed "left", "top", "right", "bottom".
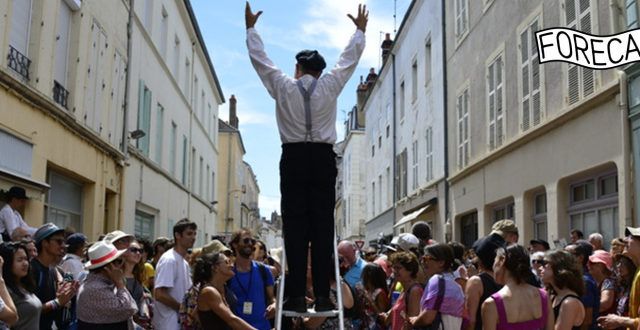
[{"left": 282, "top": 309, "right": 341, "bottom": 318}]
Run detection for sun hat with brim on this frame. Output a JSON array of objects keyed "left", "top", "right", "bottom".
[
  {"left": 85, "top": 240, "right": 126, "bottom": 270},
  {"left": 202, "top": 240, "right": 231, "bottom": 255},
  {"left": 33, "top": 223, "right": 65, "bottom": 245},
  {"left": 589, "top": 250, "right": 613, "bottom": 271},
  {"left": 103, "top": 230, "right": 134, "bottom": 244},
  {"left": 626, "top": 227, "right": 640, "bottom": 237}
]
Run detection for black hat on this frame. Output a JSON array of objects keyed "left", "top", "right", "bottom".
[
  {"left": 295, "top": 50, "right": 326, "bottom": 73},
  {"left": 472, "top": 233, "right": 505, "bottom": 269},
  {"left": 529, "top": 239, "right": 550, "bottom": 250},
  {"left": 7, "top": 186, "right": 28, "bottom": 200}
]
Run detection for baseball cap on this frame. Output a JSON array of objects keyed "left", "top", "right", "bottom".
[
  {"left": 491, "top": 219, "right": 519, "bottom": 236},
  {"left": 34, "top": 223, "right": 65, "bottom": 244},
  {"left": 589, "top": 250, "right": 613, "bottom": 271},
  {"left": 396, "top": 233, "right": 419, "bottom": 252},
  {"left": 202, "top": 240, "right": 231, "bottom": 255},
  {"left": 66, "top": 233, "right": 87, "bottom": 246},
  {"left": 529, "top": 239, "right": 550, "bottom": 250},
  {"left": 473, "top": 233, "right": 505, "bottom": 269}
]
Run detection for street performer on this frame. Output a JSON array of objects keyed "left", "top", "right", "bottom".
[{"left": 245, "top": 1, "right": 368, "bottom": 313}]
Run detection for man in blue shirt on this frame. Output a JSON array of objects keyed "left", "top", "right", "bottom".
[
  {"left": 566, "top": 240, "right": 599, "bottom": 330},
  {"left": 338, "top": 240, "right": 366, "bottom": 289},
  {"left": 228, "top": 229, "right": 275, "bottom": 330}
]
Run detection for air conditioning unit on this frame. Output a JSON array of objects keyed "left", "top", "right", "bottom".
[{"left": 64, "top": 0, "right": 81, "bottom": 11}]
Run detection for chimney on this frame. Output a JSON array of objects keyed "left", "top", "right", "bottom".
[
  {"left": 356, "top": 75, "right": 368, "bottom": 111},
  {"left": 381, "top": 33, "right": 393, "bottom": 63},
  {"left": 229, "top": 94, "right": 239, "bottom": 129}
]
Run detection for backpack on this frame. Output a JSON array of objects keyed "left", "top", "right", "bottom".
[
  {"left": 406, "top": 275, "right": 445, "bottom": 330},
  {"left": 179, "top": 283, "right": 202, "bottom": 330}
]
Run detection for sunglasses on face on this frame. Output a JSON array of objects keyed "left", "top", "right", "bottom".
[
  {"left": 242, "top": 238, "right": 256, "bottom": 245},
  {"left": 128, "top": 247, "right": 143, "bottom": 254},
  {"left": 532, "top": 259, "right": 547, "bottom": 266}
]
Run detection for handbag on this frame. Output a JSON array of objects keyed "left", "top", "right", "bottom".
[{"left": 406, "top": 275, "right": 445, "bottom": 330}]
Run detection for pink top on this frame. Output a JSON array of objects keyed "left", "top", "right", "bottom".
[
  {"left": 491, "top": 288, "right": 548, "bottom": 330},
  {"left": 391, "top": 284, "right": 424, "bottom": 330}
]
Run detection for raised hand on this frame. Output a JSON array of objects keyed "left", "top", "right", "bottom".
[
  {"left": 245, "top": 1, "right": 263, "bottom": 29},
  {"left": 347, "top": 4, "right": 369, "bottom": 33}
]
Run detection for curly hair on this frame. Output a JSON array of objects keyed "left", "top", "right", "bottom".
[
  {"left": 545, "top": 250, "right": 584, "bottom": 297},
  {"left": 390, "top": 251, "right": 419, "bottom": 278},
  {"left": 192, "top": 252, "right": 224, "bottom": 286},
  {"left": 498, "top": 244, "right": 532, "bottom": 284}
]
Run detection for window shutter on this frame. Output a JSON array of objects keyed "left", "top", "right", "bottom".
[
  {"left": 54, "top": 1, "right": 72, "bottom": 86},
  {"left": 10, "top": 0, "right": 32, "bottom": 55},
  {"left": 84, "top": 22, "right": 99, "bottom": 128},
  {"left": 579, "top": 2, "right": 594, "bottom": 97},
  {"left": 496, "top": 58, "right": 503, "bottom": 145},
  {"left": 457, "top": 95, "right": 463, "bottom": 168}
]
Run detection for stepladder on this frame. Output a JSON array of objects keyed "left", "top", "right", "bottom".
[{"left": 274, "top": 231, "right": 345, "bottom": 330}]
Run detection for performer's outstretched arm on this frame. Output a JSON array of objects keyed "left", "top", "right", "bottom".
[{"left": 245, "top": 2, "right": 288, "bottom": 99}]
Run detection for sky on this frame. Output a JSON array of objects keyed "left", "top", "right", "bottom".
[{"left": 191, "top": 0, "right": 411, "bottom": 216}]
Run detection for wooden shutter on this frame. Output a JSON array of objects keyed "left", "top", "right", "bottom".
[
  {"left": 521, "top": 29, "right": 530, "bottom": 131},
  {"left": 10, "top": 0, "right": 32, "bottom": 55},
  {"left": 54, "top": 1, "right": 72, "bottom": 86}
]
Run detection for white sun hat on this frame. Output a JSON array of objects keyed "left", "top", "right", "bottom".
[{"left": 85, "top": 240, "right": 127, "bottom": 270}]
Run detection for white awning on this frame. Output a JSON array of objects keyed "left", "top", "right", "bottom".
[{"left": 393, "top": 204, "right": 432, "bottom": 228}]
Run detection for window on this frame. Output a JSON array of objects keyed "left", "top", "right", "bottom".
[
  {"left": 569, "top": 173, "right": 619, "bottom": 246},
  {"left": 412, "top": 140, "right": 418, "bottom": 190},
  {"left": 54, "top": 1, "right": 72, "bottom": 91},
  {"left": 386, "top": 125, "right": 390, "bottom": 138},
  {"left": 395, "top": 149, "right": 408, "bottom": 200},
  {"left": 155, "top": 104, "right": 164, "bottom": 164},
  {"left": 411, "top": 59, "right": 418, "bottom": 103},
  {"left": 199, "top": 157, "right": 204, "bottom": 196},
  {"left": 184, "top": 59, "right": 190, "bottom": 97},
  {"left": 46, "top": 171, "right": 83, "bottom": 231},
  {"left": 193, "top": 77, "right": 199, "bottom": 112},
  {"left": 457, "top": 88, "right": 470, "bottom": 169},
  {"left": 493, "top": 202, "right": 514, "bottom": 222},
  {"left": 181, "top": 135, "right": 188, "bottom": 185},
  {"left": 371, "top": 145, "right": 375, "bottom": 157},
  {"left": 533, "top": 192, "right": 547, "bottom": 240},
  {"left": 84, "top": 21, "right": 107, "bottom": 132},
  {"left": 378, "top": 175, "right": 383, "bottom": 213},
  {"left": 627, "top": 0, "right": 638, "bottom": 29},
  {"left": 173, "top": 36, "right": 180, "bottom": 79},
  {"left": 206, "top": 165, "right": 210, "bottom": 200},
  {"left": 425, "top": 39, "right": 432, "bottom": 86},
  {"left": 487, "top": 54, "right": 504, "bottom": 150},
  {"left": 170, "top": 122, "right": 177, "bottom": 176},
  {"left": 8, "top": 0, "right": 33, "bottom": 80},
  {"left": 565, "top": 0, "right": 594, "bottom": 105},
  {"left": 211, "top": 171, "right": 215, "bottom": 201},
  {"left": 378, "top": 136, "right": 382, "bottom": 149},
  {"left": 134, "top": 210, "right": 154, "bottom": 240},
  {"left": 201, "top": 91, "right": 206, "bottom": 123},
  {"left": 109, "top": 52, "right": 126, "bottom": 146},
  {"left": 137, "top": 82, "right": 152, "bottom": 156},
  {"left": 455, "top": 0, "right": 469, "bottom": 39},
  {"left": 160, "top": 7, "right": 168, "bottom": 59},
  {"left": 191, "top": 148, "right": 196, "bottom": 189},
  {"left": 399, "top": 81, "right": 405, "bottom": 121},
  {"left": 386, "top": 167, "right": 391, "bottom": 206},
  {"left": 372, "top": 182, "right": 376, "bottom": 217},
  {"left": 425, "top": 127, "right": 433, "bottom": 181},
  {"left": 460, "top": 212, "right": 478, "bottom": 248},
  {"left": 0, "top": 130, "right": 33, "bottom": 177},
  {"left": 208, "top": 103, "right": 213, "bottom": 137},
  {"left": 144, "top": 0, "right": 153, "bottom": 32},
  {"left": 520, "top": 17, "right": 543, "bottom": 131}
]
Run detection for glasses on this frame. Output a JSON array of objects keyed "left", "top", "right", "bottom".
[
  {"left": 242, "top": 238, "right": 256, "bottom": 245},
  {"left": 128, "top": 247, "right": 143, "bottom": 254},
  {"left": 49, "top": 238, "right": 65, "bottom": 246},
  {"left": 532, "top": 259, "right": 547, "bottom": 266}
]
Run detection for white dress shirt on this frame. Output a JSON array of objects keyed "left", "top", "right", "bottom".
[
  {"left": 246, "top": 27, "right": 366, "bottom": 144},
  {"left": 61, "top": 253, "right": 86, "bottom": 281},
  {"left": 0, "top": 204, "right": 36, "bottom": 238}
]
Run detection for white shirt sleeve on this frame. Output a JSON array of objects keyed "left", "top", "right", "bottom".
[
  {"left": 246, "top": 27, "right": 292, "bottom": 100},
  {"left": 0, "top": 206, "right": 10, "bottom": 234},
  {"left": 154, "top": 254, "right": 176, "bottom": 289},
  {"left": 319, "top": 29, "right": 366, "bottom": 98}
]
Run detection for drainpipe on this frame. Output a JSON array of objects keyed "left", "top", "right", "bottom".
[
  {"left": 441, "top": 0, "right": 451, "bottom": 242},
  {"left": 619, "top": 70, "right": 633, "bottom": 227},
  {"left": 392, "top": 54, "right": 397, "bottom": 233},
  {"left": 117, "top": 0, "right": 135, "bottom": 230}
]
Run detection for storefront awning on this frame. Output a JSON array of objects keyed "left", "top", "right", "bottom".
[{"left": 393, "top": 204, "right": 432, "bottom": 228}]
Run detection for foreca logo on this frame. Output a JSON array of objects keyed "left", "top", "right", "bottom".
[{"left": 536, "top": 28, "right": 640, "bottom": 69}]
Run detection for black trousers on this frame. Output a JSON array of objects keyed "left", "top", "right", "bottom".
[{"left": 280, "top": 142, "right": 336, "bottom": 299}]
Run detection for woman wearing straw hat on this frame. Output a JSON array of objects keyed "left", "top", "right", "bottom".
[{"left": 76, "top": 241, "right": 138, "bottom": 329}]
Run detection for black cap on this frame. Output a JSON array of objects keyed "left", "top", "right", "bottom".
[
  {"left": 529, "top": 239, "right": 550, "bottom": 250},
  {"left": 7, "top": 186, "right": 28, "bottom": 200},
  {"left": 472, "top": 233, "right": 506, "bottom": 269},
  {"left": 295, "top": 50, "right": 326, "bottom": 72}
]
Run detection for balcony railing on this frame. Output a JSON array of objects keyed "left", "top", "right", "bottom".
[
  {"left": 7, "top": 46, "right": 31, "bottom": 80},
  {"left": 53, "top": 80, "right": 70, "bottom": 109}
]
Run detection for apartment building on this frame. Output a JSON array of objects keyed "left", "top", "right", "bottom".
[
  {"left": 240, "top": 160, "right": 260, "bottom": 235},
  {"left": 446, "top": 0, "right": 627, "bottom": 247},
  {"left": 0, "top": 0, "right": 129, "bottom": 238},
  {"left": 362, "top": 0, "right": 446, "bottom": 244},
  {"left": 123, "top": 0, "right": 223, "bottom": 245}
]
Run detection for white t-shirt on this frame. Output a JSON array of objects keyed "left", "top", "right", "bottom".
[{"left": 152, "top": 248, "right": 191, "bottom": 330}]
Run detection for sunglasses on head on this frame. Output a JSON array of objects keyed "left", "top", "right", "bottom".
[{"left": 128, "top": 247, "right": 143, "bottom": 254}]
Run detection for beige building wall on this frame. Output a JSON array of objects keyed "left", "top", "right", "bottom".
[
  {"left": 216, "top": 119, "right": 246, "bottom": 237},
  {"left": 446, "top": 0, "right": 627, "bottom": 247},
  {"left": 0, "top": 0, "right": 129, "bottom": 239},
  {"left": 241, "top": 161, "right": 260, "bottom": 235}
]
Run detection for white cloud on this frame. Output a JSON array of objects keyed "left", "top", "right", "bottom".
[{"left": 259, "top": 194, "right": 281, "bottom": 215}]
